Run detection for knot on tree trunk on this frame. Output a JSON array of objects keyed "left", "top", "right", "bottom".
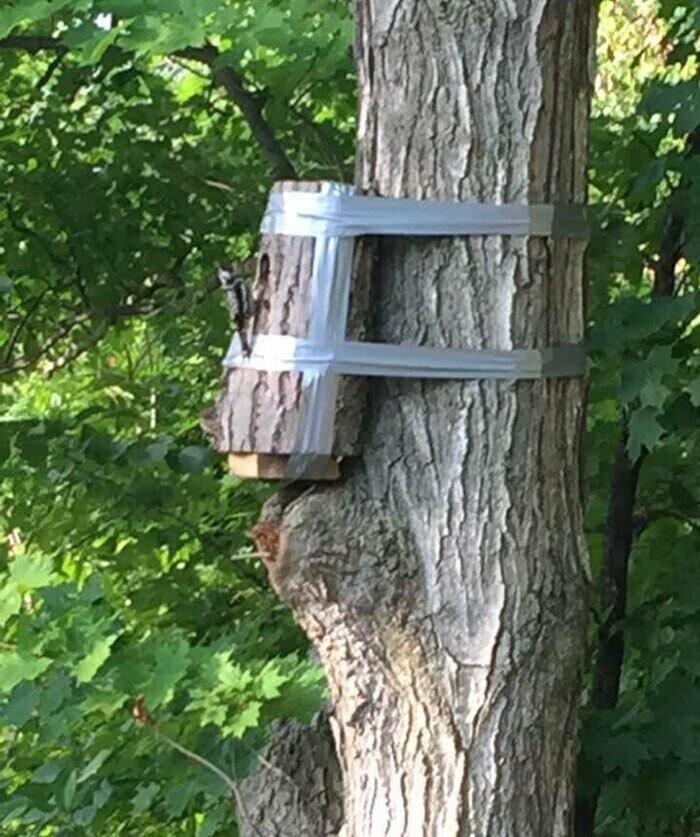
[
  {"left": 254, "top": 476, "right": 470, "bottom": 835},
  {"left": 271, "top": 478, "right": 420, "bottom": 624}
]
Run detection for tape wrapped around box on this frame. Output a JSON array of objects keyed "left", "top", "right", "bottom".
[
  {"left": 203, "top": 180, "right": 588, "bottom": 481},
  {"left": 203, "top": 181, "right": 373, "bottom": 481}
]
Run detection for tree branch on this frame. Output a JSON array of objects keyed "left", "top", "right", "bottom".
[
  {"left": 1, "top": 291, "right": 49, "bottom": 366},
  {"left": 35, "top": 52, "right": 64, "bottom": 89},
  {"left": 0, "top": 35, "right": 297, "bottom": 180},
  {"left": 175, "top": 45, "right": 297, "bottom": 180},
  {"left": 0, "top": 35, "right": 66, "bottom": 54}
]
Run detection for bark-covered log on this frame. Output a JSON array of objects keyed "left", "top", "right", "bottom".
[
  {"left": 243, "top": 2, "right": 597, "bottom": 835},
  {"left": 205, "top": 181, "right": 373, "bottom": 481}
]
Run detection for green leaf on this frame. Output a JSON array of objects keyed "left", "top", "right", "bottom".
[
  {"left": 0, "top": 652, "right": 52, "bottom": 695},
  {"left": 196, "top": 803, "right": 227, "bottom": 837},
  {"left": 640, "top": 379, "right": 670, "bottom": 408},
  {"left": 0, "top": 580, "right": 21, "bottom": 627},
  {"left": 78, "top": 749, "right": 112, "bottom": 784},
  {"left": 620, "top": 346, "right": 679, "bottom": 406},
  {"left": 2, "top": 681, "right": 40, "bottom": 727},
  {"left": 603, "top": 734, "right": 650, "bottom": 776},
  {"left": 224, "top": 701, "right": 261, "bottom": 737},
  {"left": 620, "top": 360, "right": 648, "bottom": 405},
  {"left": 9, "top": 553, "right": 53, "bottom": 592},
  {"left": 628, "top": 407, "right": 665, "bottom": 462},
  {"left": 39, "top": 671, "right": 72, "bottom": 715},
  {"left": 143, "top": 638, "right": 190, "bottom": 708},
  {"left": 0, "top": 800, "right": 28, "bottom": 827},
  {"left": 62, "top": 769, "right": 78, "bottom": 810},
  {"left": 258, "top": 662, "right": 289, "bottom": 699},
  {"left": 17, "top": 433, "right": 48, "bottom": 466},
  {"left": 132, "top": 782, "right": 160, "bottom": 813},
  {"left": 169, "top": 445, "right": 215, "bottom": 474},
  {"left": 143, "top": 438, "right": 171, "bottom": 462},
  {"left": 686, "top": 377, "right": 700, "bottom": 407},
  {"left": 0, "top": 275, "right": 12, "bottom": 294},
  {"left": 75, "top": 634, "right": 118, "bottom": 683},
  {"left": 33, "top": 759, "right": 68, "bottom": 784},
  {"left": 164, "top": 782, "right": 194, "bottom": 817}
]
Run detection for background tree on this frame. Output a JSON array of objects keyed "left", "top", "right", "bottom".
[{"left": 0, "top": 1, "right": 698, "bottom": 835}]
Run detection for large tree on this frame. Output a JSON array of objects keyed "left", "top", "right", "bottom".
[
  {"left": 2, "top": 2, "right": 699, "bottom": 836},
  {"left": 237, "top": 2, "right": 597, "bottom": 835}
]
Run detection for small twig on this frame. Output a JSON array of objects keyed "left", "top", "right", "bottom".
[
  {"left": 0, "top": 36, "right": 66, "bottom": 54},
  {"left": 204, "top": 178, "right": 237, "bottom": 193},
  {"left": 163, "top": 55, "right": 211, "bottom": 81},
  {"left": 4, "top": 201, "right": 70, "bottom": 278},
  {"left": 132, "top": 698, "right": 266, "bottom": 837},
  {"left": 230, "top": 551, "right": 268, "bottom": 561},
  {"left": 35, "top": 53, "right": 64, "bottom": 90},
  {"left": 1, "top": 290, "right": 49, "bottom": 366}
]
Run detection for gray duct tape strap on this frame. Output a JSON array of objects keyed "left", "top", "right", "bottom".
[
  {"left": 225, "top": 335, "right": 587, "bottom": 382},
  {"left": 261, "top": 189, "right": 589, "bottom": 239},
  {"left": 225, "top": 182, "right": 587, "bottom": 476}
]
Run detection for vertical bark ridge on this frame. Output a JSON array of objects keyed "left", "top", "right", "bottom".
[{"left": 263, "top": 2, "right": 598, "bottom": 835}]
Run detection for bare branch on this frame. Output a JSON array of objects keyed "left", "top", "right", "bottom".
[
  {"left": 35, "top": 52, "right": 64, "bottom": 89},
  {"left": 1, "top": 311, "right": 91, "bottom": 375},
  {"left": 175, "top": 45, "right": 297, "bottom": 180},
  {"left": 0, "top": 35, "right": 65, "bottom": 54}
]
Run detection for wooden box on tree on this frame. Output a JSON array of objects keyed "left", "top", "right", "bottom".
[{"left": 202, "top": 181, "right": 372, "bottom": 481}]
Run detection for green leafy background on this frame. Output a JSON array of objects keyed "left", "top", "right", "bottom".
[{"left": 0, "top": 0, "right": 698, "bottom": 834}]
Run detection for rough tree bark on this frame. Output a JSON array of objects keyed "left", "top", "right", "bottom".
[{"left": 243, "top": 2, "right": 597, "bottom": 835}]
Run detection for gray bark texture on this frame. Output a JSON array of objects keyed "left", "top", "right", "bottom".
[
  {"left": 207, "top": 181, "right": 373, "bottom": 464},
  {"left": 243, "top": 2, "right": 597, "bottom": 835},
  {"left": 238, "top": 710, "right": 343, "bottom": 836}
]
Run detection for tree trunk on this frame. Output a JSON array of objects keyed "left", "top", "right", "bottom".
[{"left": 248, "top": 2, "right": 597, "bottom": 835}]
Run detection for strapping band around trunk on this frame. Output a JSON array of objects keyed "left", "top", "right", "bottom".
[{"left": 224, "top": 183, "right": 588, "bottom": 478}]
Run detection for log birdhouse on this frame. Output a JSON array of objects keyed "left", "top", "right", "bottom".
[{"left": 202, "top": 181, "right": 372, "bottom": 481}]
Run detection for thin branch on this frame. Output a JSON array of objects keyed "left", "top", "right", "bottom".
[
  {"left": 35, "top": 52, "right": 64, "bottom": 89},
  {"left": 175, "top": 45, "right": 297, "bottom": 180},
  {"left": 0, "top": 35, "right": 65, "bottom": 54},
  {"left": 1, "top": 290, "right": 49, "bottom": 366},
  {"left": 163, "top": 55, "right": 211, "bottom": 81},
  {"left": 131, "top": 698, "right": 266, "bottom": 837},
  {"left": 1, "top": 311, "right": 91, "bottom": 375}
]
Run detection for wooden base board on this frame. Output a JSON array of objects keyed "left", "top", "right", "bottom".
[{"left": 227, "top": 453, "right": 340, "bottom": 481}]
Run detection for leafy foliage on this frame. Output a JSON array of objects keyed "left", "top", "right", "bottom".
[
  {"left": 581, "top": 2, "right": 700, "bottom": 834},
  {"left": 0, "top": 0, "right": 698, "bottom": 835},
  {"left": 0, "top": 0, "right": 352, "bottom": 832}
]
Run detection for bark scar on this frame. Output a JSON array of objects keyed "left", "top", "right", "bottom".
[{"left": 249, "top": 519, "right": 283, "bottom": 567}]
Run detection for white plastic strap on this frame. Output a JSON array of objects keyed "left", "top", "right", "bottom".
[{"left": 262, "top": 189, "right": 589, "bottom": 239}]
